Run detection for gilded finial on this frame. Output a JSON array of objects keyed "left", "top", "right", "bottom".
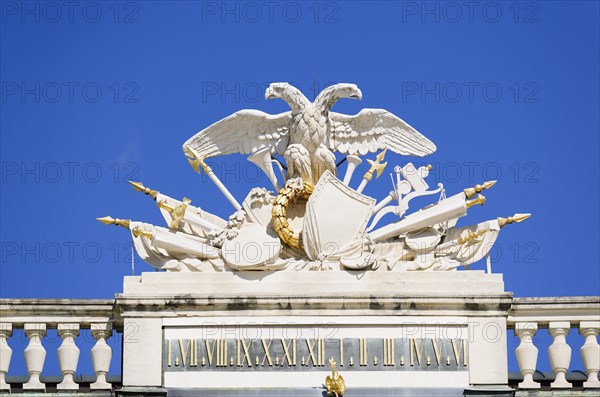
[
  {"left": 466, "top": 194, "right": 486, "bottom": 208},
  {"left": 96, "top": 216, "right": 130, "bottom": 229},
  {"left": 498, "top": 213, "right": 531, "bottom": 228},
  {"left": 128, "top": 181, "right": 159, "bottom": 200},
  {"left": 325, "top": 358, "right": 346, "bottom": 397},
  {"left": 363, "top": 148, "right": 388, "bottom": 182},
  {"left": 464, "top": 180, "right": 496, "bottom": 199}
]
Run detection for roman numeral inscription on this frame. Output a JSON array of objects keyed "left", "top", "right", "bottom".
[
  {"left": 383, "top": 338, "right": 395, "bottom": 366},
  {"left": 164, "top": 337, "right": 468, "bottom": 371}
]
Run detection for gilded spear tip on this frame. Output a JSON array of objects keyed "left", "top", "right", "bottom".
[
  {"left": 498, "top": 213, "right": 531, "bottom": 228},
  {"left": 375, "top": 148, "right": 388, "bottom": 179},
  {"left": 96, "top": 216, "right": 131, "bottom": 229},
  {"left": 128, "top": 181, "right": 159, "bottom": 200},
  {"left": 364, "top": 148, "right": 388, "bottom": 181},
  {"left": 96, "top": 215, "right": 115, "bottom": 225},
  {"left": 466, "top": 194, "right": 486, "bottom": 208},
  {"left": 375, "top": 147, "right": 387, "bottom": 162},
  {"left": 464, "top": 180, "right": 497, "bottom": 199}
]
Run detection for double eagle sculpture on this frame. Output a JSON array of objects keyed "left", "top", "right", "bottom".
[{"left": 99, "top": 83, "right": 530, "bottom": 272}]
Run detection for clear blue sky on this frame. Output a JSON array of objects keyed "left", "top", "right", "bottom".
[{"left": 1, "top": 0, "right": 598, "bottom": 376}]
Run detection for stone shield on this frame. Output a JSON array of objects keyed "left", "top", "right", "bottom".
[{"left": 302, "top": 171, "right": 376, "bottom": 261}]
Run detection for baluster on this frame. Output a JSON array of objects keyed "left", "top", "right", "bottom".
[
  {"left": 90, "top": 322, "right": 113, "bottom": 390},
  {"left": 57, "top": 323, "right": 80, "bottom": 390},
  {"left": 579, "top": 321, "right": 600, "bottom": 389},
  {"left": 0, "top": 323, "right": 12, "bottom": 392},
  {"left": 515, "top": 322, "right": 540, "bottom": 389},
  {"left": 23, "top": 323, "right": 46, "bottom": 390},
  {"left": 548, "top": 321, "right": 572, "bottom": 389}
]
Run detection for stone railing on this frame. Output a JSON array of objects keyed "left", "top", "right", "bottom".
[
  {"left": 0, "top": 299, "right": 120, "bottom": 393},
  {"left": 1, "top": 296, "right": 598, "bottom": 394},
  {"left": 508, "top": 296, "right": 600, "bottom": 390}
]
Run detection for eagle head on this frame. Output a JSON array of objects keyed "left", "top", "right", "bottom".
[
  {"left": 265, "top": 83, "right": 310, "bottom": 112},
  {"left": 315, "top": 83, "right": 363, "bottom": 114},
  {"left": 265, "top": 82, "right": 289, "bottom": 100},
  {"left": 331, "top": 83, "right": 363, "bottom": 100}
]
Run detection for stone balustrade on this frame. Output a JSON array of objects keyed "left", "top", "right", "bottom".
[
  {"left": 0, "top": 299, "right": 118, "bottom": 393},
  {"left": 1, "top": 296, "right": 598, "bottom": 394},
  {"left": 508, "top": 296, "right": 600, "bottom": 390}
]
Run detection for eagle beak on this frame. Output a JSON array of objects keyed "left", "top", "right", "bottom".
[
  {"left": 351, "top": 89, "right": 363, "bottom": 100},
  {"left": 265, "top": 87, "right": 276, "bottom": 100}
]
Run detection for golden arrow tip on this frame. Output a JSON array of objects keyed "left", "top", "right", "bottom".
[
  {"left": 128, "top": 180, "right": 158, "bottom": 200},
  {"left": 97, "top": 216, "right": 130, "bottom": 229},
  {"left": 96, "top": 215, "right": 115, "bottom": 225},
  {"left": 464, "top": 180, "right": 497, "bottom": 198},
  {"left": 498, "top": 213, "right": 532, "bottom": 228},
  {"left": 128, "top": 180, "right": 144, "bottom": 192},
  {"left": 484, "top": 180, "right": 497, "bottom": 189},
  {"left": 466, "top": 194, "right": 486, "bottom": 208},
  {"left": 512, "top": 213, "right": 532, "bottom": 222}
]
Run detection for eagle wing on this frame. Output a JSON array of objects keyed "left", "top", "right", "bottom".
[
  {"left": 329, "top": 109, "right": 436, "bottom": 157},
  {"left": 183, "top": 110, "right": 292, "bottom": 159}
]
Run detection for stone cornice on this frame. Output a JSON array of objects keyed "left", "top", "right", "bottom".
[{"left": 508, "top": 296, "right": 600, "bottom": 327}]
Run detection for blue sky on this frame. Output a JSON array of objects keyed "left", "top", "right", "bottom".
[{"left": 1, "top": 0, "right": 598, "bottom": 376}]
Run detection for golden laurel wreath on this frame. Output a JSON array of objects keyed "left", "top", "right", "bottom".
[{"left": 271, "top": 182, "right": 313, "bottom": 249}]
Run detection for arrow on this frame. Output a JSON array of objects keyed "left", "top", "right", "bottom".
[
  {"left": 464, "top": 180, "right": 496, "bottom": 199},
  {"left": 498, "top": 213, "right": 531, "bottom": 228},
  {"left": 96, "top": 216, "right": 130, "bottom": 229},
  {"left": 129, "top": 181, "right": 159, "bottom": 200}
]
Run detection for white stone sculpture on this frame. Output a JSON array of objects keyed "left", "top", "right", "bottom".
[
  {"left": 98, "top": 83, "right": 530, "bottom": 274},
  {"left": 183, "top": 83, "right": 435, "bottom": 186}
]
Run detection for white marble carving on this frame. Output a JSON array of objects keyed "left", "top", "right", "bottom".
[
  {"left": 303, "top": 171, "right": 375, "bottom": 262},
  {"left": 100, "top": 83, "right": 530, "bottom": 274}
]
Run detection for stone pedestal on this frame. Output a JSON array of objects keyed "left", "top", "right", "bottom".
[{"left": 116, "top": 270, "right": 512, "bottom": 396}]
